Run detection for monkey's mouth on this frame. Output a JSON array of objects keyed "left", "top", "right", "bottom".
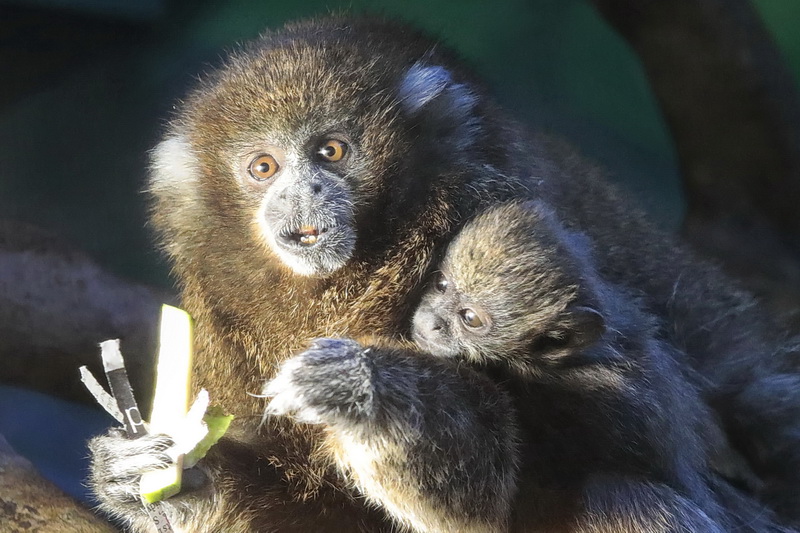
[
  {"left": 412, "top": 330, "right": 459, "bottom": 358},
  {"left": 278, "top": 225, "right": 334, "bottom": 248},
  {"left": 260, "top": 198, "right": 356, "bottom": 276},
  {"left": 261, "top": 201, "right": 356, "bottom": 275}
]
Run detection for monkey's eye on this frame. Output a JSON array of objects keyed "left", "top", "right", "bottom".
[
  {"left": 248, "top": 154, "right": 280, "bottom": 181},
  {"left": 435, "top": 273, "right": 449, "bottom": 293},
  {"left": 317, "top": 139, "right": 348, "bottom": 162},
  {"left": 459, "top": 308, "right": 484, "bottom": 329}
]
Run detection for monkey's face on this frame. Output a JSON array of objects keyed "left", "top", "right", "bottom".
[
  {"left": 148, "top": 18, "right": 489, "bottom": 281},
  {"left": 413, "top": 202, "right": 605, "bottom": 365},
  {"left": 152, "top": 49, "right": 402, "bottom": 278},
  {"left": 151, "top": 130, "right": 366, "bottom": 277},
  {"left": 241, "top": 137, "right": 359, "bottom": 276},
  {"left": 412, "top": 265, "right": 562, "bottom": 365},
  {"left": 412, "top": 270, "right": 495, "bottom": 360}
]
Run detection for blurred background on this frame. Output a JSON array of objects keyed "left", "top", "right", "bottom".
[{"left": 1, "top": 0, "right": 799, "bottom": 525}]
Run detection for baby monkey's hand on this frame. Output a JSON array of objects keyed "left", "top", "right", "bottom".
[{"left": 264, "top": 338, "right": 375, "bottom": 426}]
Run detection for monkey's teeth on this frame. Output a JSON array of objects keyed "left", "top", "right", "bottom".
[
  {"left": 299, "top": 225, "right": 318, "bottom": 235},
  {"left": 282, "top": 225, "right": 333, "bottom": 247}
]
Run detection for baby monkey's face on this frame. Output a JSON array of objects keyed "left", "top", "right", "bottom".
[
  {"left": 411, "top": 202, "right": 606, "bottom": 366},
  {"left": 412, "top": 257, "right": 605, "bottom": 368},
  {"left": 412, "top": 213, "right": 562, "bottom": 363},
  {"left": 412, "top": 270, "right": 495, "bottom": 359}
]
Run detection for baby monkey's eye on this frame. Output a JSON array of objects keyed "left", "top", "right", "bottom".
[
  {"left": 459, "top": 308, "right": 484, "bottom": 329},
  {"left": 317, "top": 139, "right": 348, "bottom": 162},
  {"left": 249, "top": 154, "right": 280, "bottom": 181},
  {"left": 435, "top": 273, "right": 449, "bottom": 293}
]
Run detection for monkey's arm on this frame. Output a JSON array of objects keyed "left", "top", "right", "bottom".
[
  {"left": 569, "top": 476, "right": 726, "bottom": 533},
  {"left": 88, "top": 415, "right": 391, "bottom": 532},
  {"left": 265, "top": 338, "right": 520, "bottom": 533}
]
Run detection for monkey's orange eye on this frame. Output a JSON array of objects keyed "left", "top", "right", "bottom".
[
  {"left": 249, "top": 154, "right": 280, "bottom": 181},
  {"left": 317, "top": 139, "right": 348, "bottom": 162},
  {"left": 459, "top": 308, "right": 484, "bottom": 329}
]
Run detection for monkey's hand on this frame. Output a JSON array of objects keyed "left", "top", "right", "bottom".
[
  {"left": 266, "top": 339, "right": 519, "bottom": 533},
  {"left": 264, "top": 337, "right": 374, "bottom": 427},
  {"left": 88, "top": 428, "right": 175, "bottom": 515},
  {"left": 89, "top": 428, "right": 215, "bottom": 530}
]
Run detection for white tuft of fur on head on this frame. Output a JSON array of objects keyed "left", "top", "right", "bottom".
[
  {"left": 399, "top": 62, "right": 481, "bottom": 148},
  {"left": 399, "top": 63, "right": 453, "bottom": 114},
  {"left": 147, "top": 134, "right": 207, "bottom": 260},
  {"left": 149, "top": 135, "right": 198, "bottom": 192}
]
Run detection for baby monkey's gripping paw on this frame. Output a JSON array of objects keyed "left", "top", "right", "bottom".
[{"left": 264, "top": 338, "right": 375, "bottom": 426}]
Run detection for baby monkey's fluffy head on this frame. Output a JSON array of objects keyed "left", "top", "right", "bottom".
[{"left": 413, "top": 201, "right": 606, "bottom": 365}]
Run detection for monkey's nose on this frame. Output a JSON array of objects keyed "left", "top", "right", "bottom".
[
  {"left": 276, "top": 180, "right": 323, "bottom": 205},
  {"left": 413, "top": 309, "right": 444, "bottom": 337}
]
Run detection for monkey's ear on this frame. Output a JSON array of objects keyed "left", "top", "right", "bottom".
[
  {"left": 149, "top": 135, "right": 197, "bottom": 193},
  {"left": 147, "top": 135, "right": 204, "bottom": 255},
  {"left": 398, "top": 62, "right": 480, "bottom": 142},
  {"left": 529, "top": 306, "right": 605, "bottom": 357},
  {"left": 566, "top": 306, "right": 606, "bottom": 351}
]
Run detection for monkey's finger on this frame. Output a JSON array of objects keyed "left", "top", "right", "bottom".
[
  {"left": 261, "top": 356, "right": 305, "bottom": 398},
  {"left": 264, "top": 394, "right": 325, "bottom": 425},
  {"left": 89, "top": 433, "right": 175, "bottom": 481},
  {"left": 260, "top": 358, "right": 320, "bottom": 422}
]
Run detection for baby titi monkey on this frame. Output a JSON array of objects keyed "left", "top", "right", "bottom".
[{"left": 265, "top": 201, "right": 773, "bottom": 532}]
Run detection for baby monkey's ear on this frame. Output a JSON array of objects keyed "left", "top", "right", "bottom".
[
  {"left": 398, "top": 62, "right": 481, "bottom": 148},
  {"left": 527, "top": 306, "right": 606, "bottom": 360},
  {"left": 566, "top": 306, "right": 606, "bottom": 351}
]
